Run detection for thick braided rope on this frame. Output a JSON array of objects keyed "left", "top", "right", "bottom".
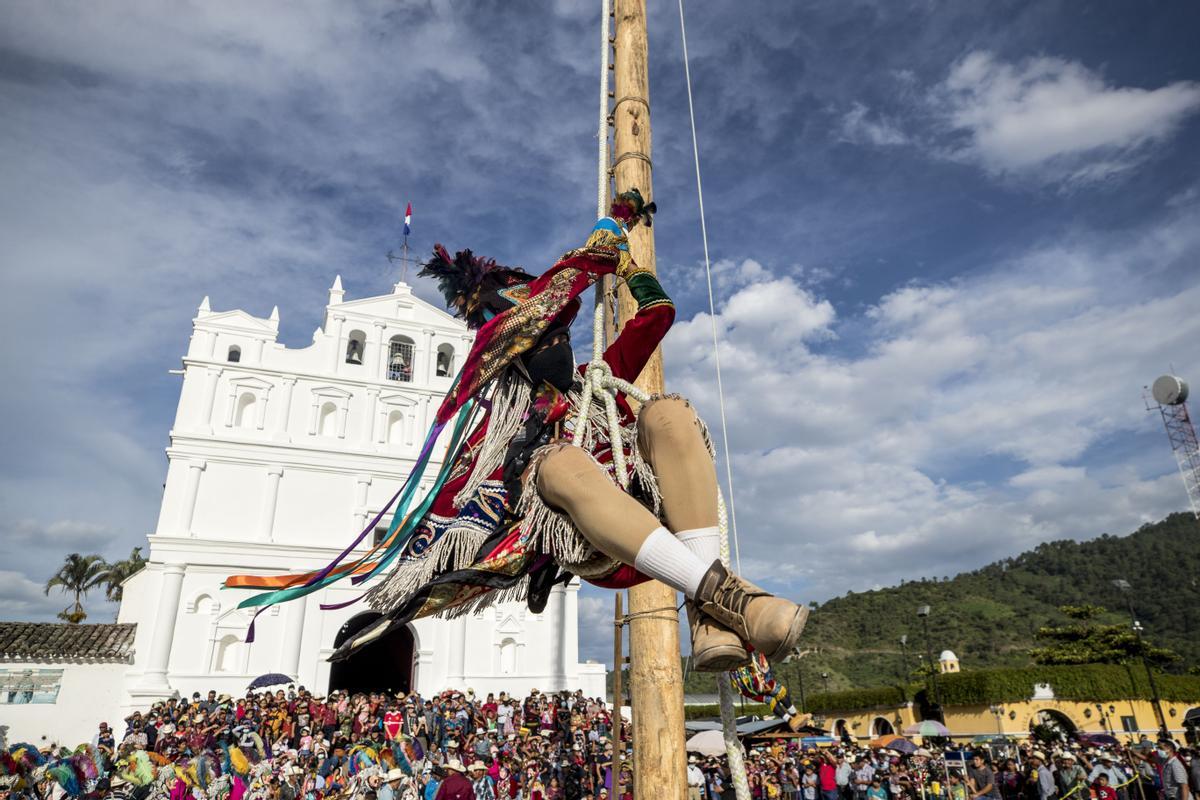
[{"left": 572, "top": 301, "right": 649, "bottom": 490}]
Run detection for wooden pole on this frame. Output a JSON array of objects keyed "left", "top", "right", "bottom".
[
  {"left": 612, "top": 592, "right": 624, "bottom": 800},
  {"left": 612, "top": 2, "right": 687, "bottom": 798}
]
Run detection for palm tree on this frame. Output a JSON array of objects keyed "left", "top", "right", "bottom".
[
  {"left": 44, "top": 553, "right": 109, "bottom": 623},
  {"left": 102, "top": 546, "right": 147, "bottom": 602}
]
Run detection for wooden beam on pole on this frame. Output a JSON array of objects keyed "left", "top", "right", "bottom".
[{"left": 612, "top": 1, "right": 687, "bottom": 798}]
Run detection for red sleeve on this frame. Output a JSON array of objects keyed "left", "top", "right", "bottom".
[{"left": 600, "top": 303, "right": 675, "bottom": 383}]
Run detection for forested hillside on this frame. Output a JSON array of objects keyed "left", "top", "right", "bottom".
[{"left": 682, "top": 512, "right": 1199, "bottom": 694}]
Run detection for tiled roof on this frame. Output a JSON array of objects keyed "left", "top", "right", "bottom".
[{"left": 0, "top": 622, "right": 136, "bottom": 663}]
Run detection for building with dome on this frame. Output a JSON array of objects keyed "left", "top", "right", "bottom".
[
  {"left": 0, "top": 276, "right": 603, "bottom": 746},
  {"left": 938, "top": 650, "right": 960, "bottom": 673}
]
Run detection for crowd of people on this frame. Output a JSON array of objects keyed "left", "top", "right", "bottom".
[
  {"left": 2, "top": 685, "right": 1197, "bottom": 800},
  {"left": 685, "top": 736, "right": 1198, "bottom": 800}
]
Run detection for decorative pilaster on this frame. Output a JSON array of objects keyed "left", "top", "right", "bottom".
[
  {"left": 197, "top": 367, "right": 221, "bottom": 433},
  {"left": 273, "top": 376, "right": 296, "bottom": 442},
  {"left": 420, "top": 329, "right": 436, "bottom": 384},
  {"left": 363, "top": 388, "right": 380, "bottom": 446},
  {"left": 258, "top": 465, "right": 283, "bottom": 541},
  {"left": 178, "top": 459, "right": 206, "bottom": 536},
  {"left": 138, "top": 563, "right": 186, "bottom": 691},
  {"left": 562, "top": 578, "right": 580, "bottom": 685},
  {"left": 372, "top": 322, "right": 387, "bottom": 382},
  {"left": 281, "top": 597, "right": 307, "bottom": 679},
  {"left": 328, "top": 314, "right": 346, "bottom": 373},
  {"left": 551, "top": 586, "right": 568, "bottom": 690}
]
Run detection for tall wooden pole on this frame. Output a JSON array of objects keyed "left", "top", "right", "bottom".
[
  {"left": 612, "top": 2, "right": 687, "bottom": 798},
  {"left": 612, "top": 592, "right": 624, "bottom": 800}
]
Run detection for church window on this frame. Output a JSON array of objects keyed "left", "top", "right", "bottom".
[
  {"left": 346, "top": 330, "right": 366, "bottom": 365},
  {"left": 499, "top": 638, "right": 517, "bottom": 675},
  {"left": 193, "top": 594, "right": 218, "bottom": 615},
  {"left": 234, "top": 392, "right": 257, "bottom": 428},
  {"left": 214, "top": 634, "right": 240, "bottom": 673},
  {"left": 318, "top": 401, "right": 338, "bottom": 437},
  {"left": 373, "top": 526, "right": 390, "bottom": 547},
  {"left": 387, "top": 409, "right": 405, "bottom": 444},
  {"left": 227, "top": 345, "right": 241, "bottom": 363},
  {"left": 0, "top": 669, "right": 63, "bottom": 704},
  {"left": 436, "top": 344, "right": 455, "bottom": 377},
  {"left": 387, "top": 335, "right": 415, "bottom": 382}
]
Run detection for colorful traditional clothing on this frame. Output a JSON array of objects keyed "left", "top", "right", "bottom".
[{"left": 226, "top": 215, "right": 679, "bottom": 658}]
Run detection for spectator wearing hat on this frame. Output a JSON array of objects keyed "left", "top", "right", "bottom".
[
  {"left": 1055, "top": 752, "right": 1087, "bottom": 799},
  {"left": 1027, "top": 751, "right": 1055, "bottom": 800},
  {"left": 468, "top": 759, "right": 496, "bottom": 800},
  {"left": 437, "top": 760, "right": 473, "bottom": 800}
]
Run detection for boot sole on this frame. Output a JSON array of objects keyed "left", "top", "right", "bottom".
[
  {"left": 766, "top": 605, "right": 809, "bottom": 663},
  {"left": 692, "top": 644, "right": 751, "bottom": 673}
]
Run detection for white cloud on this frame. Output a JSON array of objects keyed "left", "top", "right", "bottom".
[
  {"left": 840, "top": 102, "right": 909, "bottom": 146},
  {"left": 664, "top": 205, "right": 1200, "bottom": 601},
  {"left": 933, "top": 51, "right": 1200, "bottom": 185}
]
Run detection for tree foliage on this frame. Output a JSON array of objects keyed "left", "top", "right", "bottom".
[
  {"left": 1031, "top": 604, "right": 1180, "bottom": 666},
  {"left": 44, "top": 553, "right": 109, "bottom": 623},
  {"left": 103, "top": 546, "right": 146, "bottom": 602}
]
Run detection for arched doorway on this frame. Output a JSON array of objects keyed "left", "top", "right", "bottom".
[
  {"left": 871, "top": 716, "right": 895, "bottom": 737},
  {"left": 1030, "top": 709, "right": 1077, "bottom": 744},
  {"left": 328, "top": 612, "right": 415, "bottom": 695}
]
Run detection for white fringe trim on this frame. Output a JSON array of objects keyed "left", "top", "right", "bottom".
[
  {"left": 453, "top": 375, "right": 532, "bottom": 509},
  {"left": 435, "top": 575, "right": 532, "bottom": 620},
  {"left": 365, "top": 526, "right": 491, "bottom": 614}
]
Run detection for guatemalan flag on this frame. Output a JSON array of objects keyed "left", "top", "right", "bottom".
[{"left": 403, "top": 203, "right": 412, "bottom": 237}]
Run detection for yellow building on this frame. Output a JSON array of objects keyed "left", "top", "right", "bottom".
[
  {"left": 823, "top": 697, "right": 1198, "bottom": 743},
  {"left": 811, "top": 664, "right": 1200, "bottom": 743}
]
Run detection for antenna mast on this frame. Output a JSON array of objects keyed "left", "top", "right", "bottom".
[{"left": 1147, "top": 374, "right": 1200, "bottom": 518}]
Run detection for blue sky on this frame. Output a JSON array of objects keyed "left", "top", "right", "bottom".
[{"left": 2, "top": 1, "right": 1199, "bottom": 665}]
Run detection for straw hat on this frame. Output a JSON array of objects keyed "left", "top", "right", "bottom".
[
  {"left": 470, "top": 760, "right": 488, "bottom": 772},
  {"left": 384, "top": 768, "right": 405, "bottom": 782},
  {"left": 445, "top": 760, "right": 467, "bottom": 773}
]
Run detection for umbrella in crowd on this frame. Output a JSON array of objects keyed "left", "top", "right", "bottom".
[
  {"left": 686, "top": 730, "right": 732, "bottom": 757},
  {"left": 1078, "top": 733, "right": 1120, "bottom": 747},
  {"left": 903, "top": 720, "right": 951, "bottom": 738},
  {"left": 247, "top": 673, "right": 293, "bottom": 690},
  {"left": 880, "top": 737, "right": 918, "bottom": 755}
]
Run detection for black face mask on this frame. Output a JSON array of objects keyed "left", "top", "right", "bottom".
[{"left": 523, "top": 334, "right": 575, "bottom": 393}]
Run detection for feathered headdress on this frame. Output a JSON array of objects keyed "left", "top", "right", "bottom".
[
  {"left": 611, "top": 188, "right": 657, "bottom": 228},
  {"left": 418, "top": 244, "right": 535, "bottom": 329}
]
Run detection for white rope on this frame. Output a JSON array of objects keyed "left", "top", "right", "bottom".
[
  {"left": 572, "top": 301, "right": 650, "bottom": 489},
  {"left": 598, "top": 0, "right": 611, "bottom": 219},
  {"left": 678, "top": 4, "right": 750, "bottom": 799},
  {"left": 677, "top": 0, "right": 741, "bottom": 573}
]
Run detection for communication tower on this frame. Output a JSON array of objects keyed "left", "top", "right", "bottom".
[{"left": 1147, "top": 374, "right": 1200, "bottom": 519}]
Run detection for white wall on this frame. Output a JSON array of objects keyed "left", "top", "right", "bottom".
[
  {"left": 0, "top": 663, "right": 127, "bottom": 749},
  {"left": 120, "top": 279, "right": 593, "bottom": 711}
]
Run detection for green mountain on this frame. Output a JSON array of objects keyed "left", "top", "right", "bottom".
[{"left": 682, "top": 512, "right": 1200, "bottom": 695}]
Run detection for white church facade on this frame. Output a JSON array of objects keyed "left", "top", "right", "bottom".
[{"left": 1, "top": 276, "right": 603, "bottom": 745}]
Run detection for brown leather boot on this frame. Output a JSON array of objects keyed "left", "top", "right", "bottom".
[
  {"left": 788, "top": 712, "right": 813, "bottom": 732},
  {"left": 693, "top": 561, "right": 809, "bottom": 663},
  {"left": 686, "top": 600, "right": 750, "bottom": 672}
]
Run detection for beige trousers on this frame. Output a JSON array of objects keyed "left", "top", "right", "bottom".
[{"left": 535, "top": 397, "right": 719, "bottom": 565}]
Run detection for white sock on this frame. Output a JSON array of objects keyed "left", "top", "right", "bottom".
[
  {"left": 633, "top": 527, "right": 712, "bottom": 598},
  {"left": 676, "top": 526, "right": 720, "bottom": 565}
]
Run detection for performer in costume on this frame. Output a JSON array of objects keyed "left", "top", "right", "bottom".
[
  {"left": 226, "top": 190, "right": 807, "bottom": 672},
  {"left": 730, "top": 652, "right": 812, "bottom": 731}
]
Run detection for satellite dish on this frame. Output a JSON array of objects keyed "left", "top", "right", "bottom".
[{"left": 1151, "top": 374, "right": 1189, "bottom": 406}]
